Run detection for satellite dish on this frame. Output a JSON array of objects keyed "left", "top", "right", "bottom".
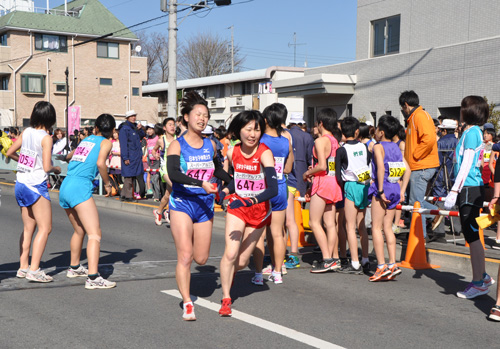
[{"left": 135, "top": 45, "right": 142, "bottom": 54}]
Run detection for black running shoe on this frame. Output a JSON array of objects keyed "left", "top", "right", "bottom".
[
  {"left": 338, "top": 264, "right": 363, "bottom": 275},
  {"left": 362, "top": 261, "right": 370, "bottom": 273},
  {"left": 310, "top": 260, "right": 336, "bottom": 273}
]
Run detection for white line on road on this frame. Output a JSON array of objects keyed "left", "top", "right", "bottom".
[{"left": 162, "top": 289, "right": 344, "bottom": 349}]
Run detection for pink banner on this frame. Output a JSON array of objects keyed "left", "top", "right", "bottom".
[{"left": 68, "top": 106, "right": 81, "bottom": 136}]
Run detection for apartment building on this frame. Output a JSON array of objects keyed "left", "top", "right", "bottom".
[
  {"left": 274, "top": 0, "right": 500, "bottom": 126},
  {"left": 0, "top": 0, "right": 157, "bottom": 129},
  {"left": 142, "top": 66, "right": 305, "bottom": 127}
]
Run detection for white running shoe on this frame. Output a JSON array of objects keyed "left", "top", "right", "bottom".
[
  {"left": 183, "top": 302, "right": 196, "bottom": 321},
  {"left": 262, "top": 264, "right": 273, "bottom": 275},
  {"left": 26, "top": 269, "right": 53, "bottom": 283},
  {"left": 484, "top": 274, "right": 496, "bottom": 288},
  {"left": 16, "top": 267, "right": 29, "bottom": 278},
  {"left": 154, "top": 209, "right": 162, "bottom": 226},
  {"left": 163, "top": 210, "right": 170, "bottom": 224},
  {"left": 268, "top": 271, "right": 283, "bottom": 284},
  {"left": 456, "top": 282, "right": 489, "bottom": 299},
  {"left": 85, "top": 276, "right": 116, "bottom": 290},
  {"left": 66, "top": 265, "right": 88, "bottom": 278},
  {"left": 251, "top": 274, "right": 264, "bottom": 286}
]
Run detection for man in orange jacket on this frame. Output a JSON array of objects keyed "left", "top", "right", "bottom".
[{"left": 400, "top": 90, "right": 440, "bottom": 239}]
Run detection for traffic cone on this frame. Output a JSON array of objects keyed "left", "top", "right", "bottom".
[
  {"left": 287, "top": 191, "right": 315, "bottom": 247},
  {"left": 399, "top": 201, "right": 440, "bottom": 270},
  {"left": 466, "top": 209, "right": 486, "bottom": 250}
]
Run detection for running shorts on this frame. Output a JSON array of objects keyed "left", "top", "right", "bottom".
[
  {"left": 270, "top": 183, "right": 288, "bottom": 211},
  {"left": 15, "top": 181, "right": 50, "bottom": 207},
  {"left": 458, "top": 186, "right": 484, "bottom": 244},
  {"left": 344, "top": 181, "right": 369, "bottom": 209},
  {"left": 59, "top": 177, "right": 93, "bottom": 209},
  {"left": 169, "top": 192, "right": 214, "bottom": 223},
  {"left": 227, "top": 196, "right": 271, "bottom": 229}
]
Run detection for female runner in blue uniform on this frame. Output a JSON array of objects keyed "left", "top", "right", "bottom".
[
  {"left": 257, "top": 103, "right": 293, "bottom": 284},
  {"left": 7, "top": 101, "right": 61, "bottom": 282},
  {"left": 59, "top": 114, "right": 116, "bottom": 289},
  {"left": 167, "top": 91, "right": 231, "bottom": 321}
]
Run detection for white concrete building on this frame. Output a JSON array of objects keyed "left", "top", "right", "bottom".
[
  {"left": 142, "top": 66, "right": 305, "bottom": 127},
  {"left": 275, "top": 0, "right": 500, "bottom": 126}
]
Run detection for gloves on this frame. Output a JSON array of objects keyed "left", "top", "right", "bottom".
[
  {"left": 229, "top": 197, "right": 254, "bottom": 210},
  {"left": 444, "top": 191, "right": 458, "bottom": 210},
  {"left": 215, "top": 189, "right": 226, "bottom": 205}
]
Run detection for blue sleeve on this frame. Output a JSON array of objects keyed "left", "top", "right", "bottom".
[
  {"left": 463, "top": 128, "right": 481, "bottom": 150},
  {"left": 492, "top": 143, "right": 500, "bottom": 152},
  {"left": 119, "top": 128, "right": 129, "bottom": 161}
]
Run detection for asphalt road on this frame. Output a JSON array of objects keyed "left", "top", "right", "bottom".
[{"left": 1, "top": 184, "right": 499, "bottom": 349}]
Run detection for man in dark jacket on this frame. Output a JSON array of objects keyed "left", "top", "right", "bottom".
[
  {"left": 288, "top": 113, "right": 314, "bottom": 198},
  {"left": 119, "top": 110, "right": 146, "bottom": 201}
]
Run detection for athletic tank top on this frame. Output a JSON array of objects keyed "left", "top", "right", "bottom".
[
  {"left": 147, "top": 135, "right": 158, "bottom": 160},
  {"left": 173, "top": 136, "right": 215, "bottom": 196},
  {"left": 17, "top": 127, "right": 49, "bottom": 186},
  {"left": 341, "top": 142, "right": 371, "bottom": 184},
  {"left": 232, "top": 143, "right": 269, "bottom": 198},
  {"left": 260, "top": 133, "right": 289, "bottom": 184},
  {"left": 372, "top": 141, "right": 406, "bottom": 184},
  {"left": 67, "top": 135, "right": 105, "bottom": 181},
  {"left": 109, "top": 140, "right": 121, "bottom": 168},
  {"left": 313, "top": 134, "right": 338, "bottom": 177},
  {"left": 160, "top": 135, "right": 175, "bottom": 170}
]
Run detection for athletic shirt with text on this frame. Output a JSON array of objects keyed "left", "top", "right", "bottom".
[
  {"left": 313, "top": 134, "right": 338, "bottom": 177},
  {"left": 16, "top": 127, "right": 49, "bottom": 186},
  {"left": 260, "top": 133, "right": 289, "bottom": 185},
  {"left": 232, "top": 143, "right": 269, "bottom": 198},
  {"left": 173, "top": 136, "right": 215, "bottom": 196},
  {"left": 371, "top": 141, "right": 406, "bottom": 184},
  {"left": 341, "top": 142, "right": 371, "bottom": 184},
  {"left": 67, "top": 135, "right": 105, "bottom": 181},
  {"left": 160, "top": 134, "right": 176, "bottom": 169}
]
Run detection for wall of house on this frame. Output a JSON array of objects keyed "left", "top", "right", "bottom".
[{"left": 2, "top": 31, "right": 157, "bottom": 127}]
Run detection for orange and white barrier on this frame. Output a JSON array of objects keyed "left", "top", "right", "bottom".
[
  {"left": 424, "top": 196, "right": 489, "bottom": 208},
  {"left": 108, "top": 165, "right": 160, "bottom": 174}
]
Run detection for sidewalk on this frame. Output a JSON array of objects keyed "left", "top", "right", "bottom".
[{"left": 1, "top": 169, "right": 499, "bottom": 276}]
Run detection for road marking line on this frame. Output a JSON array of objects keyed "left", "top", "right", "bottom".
[
  {"left": 161, "top": 289, "right": 343, "bottom": 349},
  {"left": 427, "top": 248, "right": 500, "bottom": 264}
]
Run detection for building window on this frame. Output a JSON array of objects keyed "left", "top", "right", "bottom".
[
  {"left": 0, "top": 33, "right": 7, "bottom": 46},
  {"left": 97, "top": 42, "right": 119, "bottom": 59},
  {"left": 132, "top": 87, "right": 140, "bottom": 96},
  {"left": 35, "top": 34, "right": 67, "bottom": 52},
  {"left": 100, "top": 78, "right": 112, "bottom": 86},
  {"left": 0, "top": 76, "right": 9, "bottom": 90},
  {"left": 54, "top": 83, "right": 67, "bottom": 93},
  {"left": 385, "top": 110, "right": 392, "bottom": 116},
  {"left": 372, "top": 15, "right": 400, "bottom": 57},
  {"left": 21, "top": 74, "right": 45, "bottom": 93}
]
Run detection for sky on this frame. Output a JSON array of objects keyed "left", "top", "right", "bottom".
[{"left": 35, "top": 0, "right": 358, "bottom": 71}]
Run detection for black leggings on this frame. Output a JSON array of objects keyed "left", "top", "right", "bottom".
[{"left": 457, "top": 186, "right": 484, "bottom": 244}]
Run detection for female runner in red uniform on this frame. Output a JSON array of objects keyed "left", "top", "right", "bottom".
[{"left": 217, "top": 110, "right": 278, "bottom": 317}]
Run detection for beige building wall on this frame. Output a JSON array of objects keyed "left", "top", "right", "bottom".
[{"left": 0, "top": 30, "right": 157, "bottom": 127}]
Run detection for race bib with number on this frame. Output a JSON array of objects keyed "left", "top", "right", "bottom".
[
  {"left": 234, "top": 172, "right": 266, "bottom": 198},
  {"left": 17, "top": 148, "right": 37, "bottom": 173},
  {"left": 327, "top": 156, "right": 335, "bottom": 176},
  {"left": 184, "top": 161, "right": 214, "bottom": 187},
  {"left": 72, "top": 141, "right": 96, "bottom": 163},
  {"left": 274, "top": 157, "right": 284, "bottom": 180},
  {"left": 388, "top": 162, "right": 406, "bottom": 183},
  {"left": 484, "top": 151, "right": 491, "bottom": 163},
  {"left": 354, "top": 166, "right": 371, "bottom": 184}
]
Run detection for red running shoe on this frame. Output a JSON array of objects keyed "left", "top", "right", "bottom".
[{"left": 219, "top": 298, "right": 232, "bottom": 317}]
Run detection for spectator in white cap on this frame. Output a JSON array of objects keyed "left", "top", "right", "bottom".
[
  {"left": 430, "top": 119, "right": 459, "bottom": 237},
  {"left": 118, "top": 110, "right": 146, "bottom": 201}
]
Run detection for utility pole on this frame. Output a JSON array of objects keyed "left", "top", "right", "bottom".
[
  {"left": 167, "top": 0, "right": 177, "bottom": 119},
  {"left": 65, "top": 67, "right": 69, "bottom": 149},
  {"left": 288, "top": 32, "right": 305, "bottom": 67},
  {"left": 228, "top": 25, "right": 234, "bottom": 73}
]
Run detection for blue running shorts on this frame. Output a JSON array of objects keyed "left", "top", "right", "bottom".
[
  {"left": 169, "top": 192, "right": 214, "bottom": 223},
  {"left": 270, "top": 182, "right": 288, "bottom": 211},
  {"left": 59, "top": 177, "right": 94, "bottom": 209},
  {"left": 15, "top": 181, "right": 51, "bottom": 207}
]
